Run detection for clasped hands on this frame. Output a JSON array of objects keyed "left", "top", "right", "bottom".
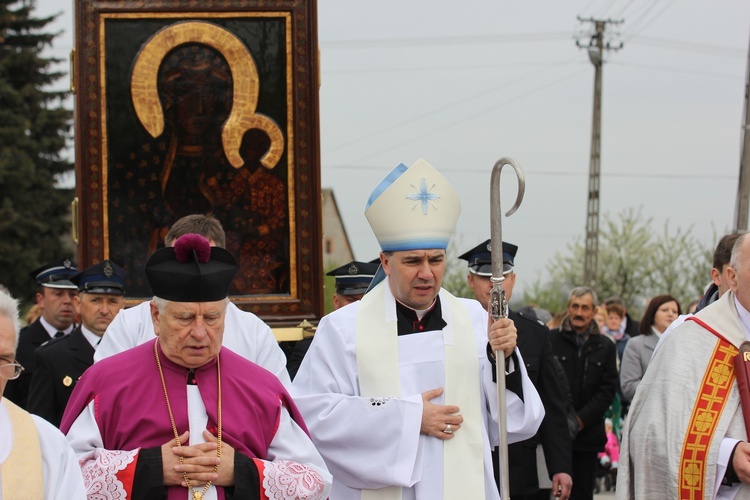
[{"left": 162, "top": 430, "right": 235, "bottom": 488}]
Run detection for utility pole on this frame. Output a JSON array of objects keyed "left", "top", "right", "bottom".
[
  {"left": 576, "top": 17, "right": 622, "bottom": 288},
  {"left": 734, "top": 30, "right": 750, "bottom": 231}
]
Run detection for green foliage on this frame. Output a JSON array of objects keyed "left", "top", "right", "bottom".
[
  {"left": 441, "top": 236, "right": 473, "bottom": 299},
  {"left": 521, "top": 278, "right": 570, "bottom": 317},
  {"left": 0, "top": 0, "right": 74, "bottom": 304},
  {"left": 523, "top": 207, "right": 714, "bottom": 318},
  {"left": 322, "top": 273, "right": 336, "bottom": 315}
]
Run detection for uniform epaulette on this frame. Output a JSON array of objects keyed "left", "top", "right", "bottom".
[
  {"left": 38, "top": 334, "right": 68, "bottom": 351},
  {"left": 517, "top": 310, "right": 546, "bottom": 327}
]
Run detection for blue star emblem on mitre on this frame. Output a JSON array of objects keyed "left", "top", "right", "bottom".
[{"left": 406, "top": 178, "right": 440, "bottom": 215}]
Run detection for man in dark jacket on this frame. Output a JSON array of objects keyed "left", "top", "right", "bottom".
[
  {"left": 27, "top": 260, "right": 127, "bottom": 426},
  {"left": 696, "top": 232, "right": 741, "bottom": 312},
  {"left": 3, "top": 259, "right": 79, "bottom": 409},
  {"left": 549, "top": 286, "right": 618, "bottom": 500},
  {"left": 461, "top": 240, "right": 573, "bottom": 500}
]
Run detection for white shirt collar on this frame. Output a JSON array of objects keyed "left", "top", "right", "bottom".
[
  {"left": 39, "top": 316, "right": 73, "bottom": 338},
  {"left": 733, "top": 295, "right": 750, "bottom": 340},
  {"left": 79, "top": 325, "right": 102, "bottom": 350}
]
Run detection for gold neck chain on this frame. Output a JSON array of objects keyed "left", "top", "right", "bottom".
[{"left": 154, "top": 341, "right": 222, "bottom": 500}]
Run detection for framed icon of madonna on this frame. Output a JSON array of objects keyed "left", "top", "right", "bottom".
[{"left": 73, "top": 0, "right": 323, "bottom": 325}]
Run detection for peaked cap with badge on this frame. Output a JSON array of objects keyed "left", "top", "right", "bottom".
[
  {"left": 71, "top": 260, "right": 127, "bottom": 295},
  {"left": 327, "top": 261, "right": 380, "bottom": 296},
  {"left": 458, "top": 239, "right": 518, "bottom": 276},
  {"left": 30, "top": 258, "right": 79, "bottom": 290}
]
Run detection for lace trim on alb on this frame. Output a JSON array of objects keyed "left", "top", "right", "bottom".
[
  {"left": 79, "top": 448, "right": 139, "bottom": 499},
  {"left": 262, "top": 459, "right": 326, "bottom": 499}
]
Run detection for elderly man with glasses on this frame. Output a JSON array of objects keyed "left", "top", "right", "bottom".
[{"left": 0, "top": 286, "right": 85, "bottom": 498}]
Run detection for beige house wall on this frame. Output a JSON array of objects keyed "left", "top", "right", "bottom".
[{"left": 321, "top": 188, "right": 354, "bottom": 270}]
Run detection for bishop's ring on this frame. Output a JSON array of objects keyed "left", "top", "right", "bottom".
[{"left": 444, "top": 424, "right": 452, "bottom": 434}]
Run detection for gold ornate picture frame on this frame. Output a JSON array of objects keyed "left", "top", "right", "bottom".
[{"left": 73, "top": 0, "right": 323, "bottom": 325}]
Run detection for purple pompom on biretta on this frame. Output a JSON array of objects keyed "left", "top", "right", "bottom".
[
  {"left": 173, "top": 233, "right": 211, "bottom": 263},
  {"left": 145, "top": 233, "right": 237, "bottom": 302}
]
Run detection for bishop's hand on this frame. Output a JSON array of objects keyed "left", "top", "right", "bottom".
[
  {"left": 420, "top": 387, "right": 463, "bottom": 441},
  {"left": 488, "top": 317, "right": 517, "bottom": 360}
]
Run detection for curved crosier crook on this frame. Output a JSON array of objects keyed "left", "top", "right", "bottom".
[{"left": 488, "top": 156, "right": 525, "bottom": 500}]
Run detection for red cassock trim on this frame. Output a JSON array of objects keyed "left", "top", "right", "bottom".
[{"left": 254, "top": 459, "right": 269, "bottom": 500}]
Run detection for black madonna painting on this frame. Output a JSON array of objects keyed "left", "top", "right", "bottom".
[
  {"left": 106, "top": 18, "right": 291, "bottom": 297},
  {"left": 75, "top": 2, "right": 323, "bottom": 322}
]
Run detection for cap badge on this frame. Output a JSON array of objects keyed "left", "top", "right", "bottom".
[
  {"left": 103, "top": 261, "right": 114, "bottom": 278},
  {"left": 347, "top": 263, "right": 359, "bottom": 275},
  {"left": 486, "top": 242, "right": 491, "bottom": 251},
  {"left": 63, "top": 259, "right": 72, "bottom": 269},
  {"left": 406, "top": 178, "right": 440, "bottom": 215}
]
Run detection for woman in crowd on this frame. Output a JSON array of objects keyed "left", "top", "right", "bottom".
[{"left": 619, "top": 294, "right": 681, "bottom": 401}]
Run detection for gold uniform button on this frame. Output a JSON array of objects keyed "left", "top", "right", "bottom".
[{"left": 63, "top": 376, "right": 73, "bottom": 387}]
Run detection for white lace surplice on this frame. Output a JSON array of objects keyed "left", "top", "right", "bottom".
[{"left": 66, "top": 386, "right": 332, "bottom": 499}]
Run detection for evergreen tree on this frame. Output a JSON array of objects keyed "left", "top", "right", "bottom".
[{"left": 0, "top": 0, "right": 74, "bottom": 304}]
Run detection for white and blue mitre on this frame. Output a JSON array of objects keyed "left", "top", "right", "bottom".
[{"left": 365, "top": 158, "right": 460, "bottom": 251}]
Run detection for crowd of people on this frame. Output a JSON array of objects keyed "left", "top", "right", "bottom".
[{"left": 1, "top": 158, "right": 748, "bottom": 500}]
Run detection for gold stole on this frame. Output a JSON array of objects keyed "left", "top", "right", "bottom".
[
  {"left": 1, "top": 398, "right": 44, "bottom": 499},
  {"left": 678, "top": 326, "right": 738, "bottom": 499},
  {"left": 356, "top": 281, "right": 485, "bottom": 500}
]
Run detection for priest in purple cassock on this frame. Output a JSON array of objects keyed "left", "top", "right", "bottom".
[{"left": 61, "top": 234, "right": 332, "bottom": 500}]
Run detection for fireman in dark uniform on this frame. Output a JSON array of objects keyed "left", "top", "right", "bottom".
[
  {"left": 460, "top": 240, "right": 573, "bottom": 500},
  {"left": 3, "top": 259, "right": 79, "bottom": 409},
  {"left": 27, "top": 260, "right": 126, "bottom": 426}
]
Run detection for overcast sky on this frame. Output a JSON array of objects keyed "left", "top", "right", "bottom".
[{"left": 36, "top": 0, "right": 750, "bottom": 298}]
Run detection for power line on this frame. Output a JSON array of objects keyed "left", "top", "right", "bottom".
[
  {"left": 326, "top": 60, "right": 576, "bottom": 75},
  {"left": 320, "top": 30, "right": 745, "bottom": 58},
  {"left": 579, "top": 0, "right": 599, "bottom": 17},
  {"left": 320, "top": 32, "right": 572, "bottom": 49},
  {"left": 622, "top": 0, "right": 679, "bottom": 40},
  {"left": 594, "top": 0, "right": 619, "bottom": 19},
  {"left": 610, "top": 60, "right": 741, "bottom": 80},
  {"left": 615, "top": 0, "right": 659, "bottom": 23},
  {"left": 338, "top": 68, "right": 587, "bottom": 165},
  {"left": 323, "top": 59, "right": 583, "bottom": 155},
  {"left": 323, "top": 164, "right": 737, "bottom": 180},
  {"left": 323, "top": 35, "right": 742, "bottom": 78},
  {"left": 620, "top": 0, "right": 662, "bottom": 36},
  {"left": 626, "top": 35, "right": 746, "bottom": 57},
  {"left": 613, "top": 0, "right": 639, "bottom": 18}
]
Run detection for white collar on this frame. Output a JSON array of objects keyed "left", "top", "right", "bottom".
[
  {"left": 80, "top": 325, "right": 102, "bottom": 350},
  {"left": 39, "top": 316, "right": 73, "bottom": 338}
]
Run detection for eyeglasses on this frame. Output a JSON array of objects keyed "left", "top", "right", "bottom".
[{"left": 0, "top": 362, "right": 24, "bottom": 380}]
